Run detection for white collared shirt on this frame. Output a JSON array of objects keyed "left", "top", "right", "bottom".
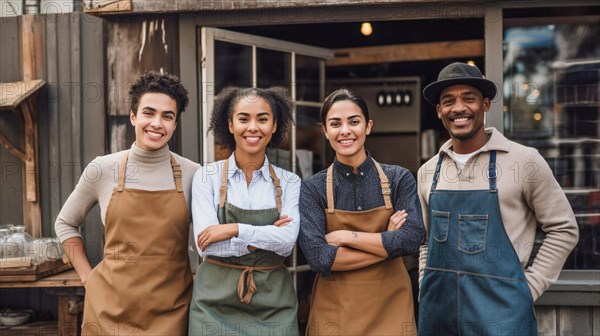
[{"left": 191, "top": 153, "right": 301, "bottom": 257}]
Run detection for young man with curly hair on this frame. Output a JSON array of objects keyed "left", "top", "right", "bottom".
[{"left": 55, "top": 71, "right": 199, "bottom": 335}]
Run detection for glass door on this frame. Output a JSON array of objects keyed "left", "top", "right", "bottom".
[{"left": 199, "top": 27, "right": 334, "bottom": 288}]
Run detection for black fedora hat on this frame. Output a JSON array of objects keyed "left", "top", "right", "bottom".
[{"left": 423, "top": 62, "right": 497, "bottom": 106}]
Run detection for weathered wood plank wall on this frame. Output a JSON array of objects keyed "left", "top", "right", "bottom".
[
  {"left": 0, "top": 12, "right": 106, "bottom": 316},
  {"left": 106, "top": 14, "right": 180, "bottom": 153},
  {"left": 0, "top": 16, "right": 24, "bottom": 229}
]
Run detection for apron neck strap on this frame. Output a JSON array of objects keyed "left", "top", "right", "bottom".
[
  {"left": 372, "top": 159, "right": 393, "bottom": 210},
  {"left": 325, "top": 159, "right": 392, "bottom": 213},
  {"left": 219, "top": 159, "right": 282, "bottom": 213},
  {"left": 219, "top": 159, "right": 229, "bottom": 208},
  {"left": 117, "top": 151, "right": 183, "bottom": 193},
  {"left": 431, "top": 151, "right": 498, "bottom": 192},
  {"left": 489, "top": 150, "right": 497, "bottom": 192},
  {"left": 326, "top": 165, "right": 335, "bottom": 213},
  {"left": 169, "top": 154, "right": 183, "bottom": 193},
  {"left": 117, "top": 152, "right": 128, "bottom": 192},
  {"left": 268, "top": 164, "right": 282, "bottom": 213},
  {"left": 431, "top": 153, "right": 445, "bottom": 191}
]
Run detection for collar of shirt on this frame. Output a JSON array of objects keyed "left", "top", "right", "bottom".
[
  {"left": 333, "top": 152, "right": 375, "bottom": 180},
  {"left": 439, "top": 127, "right": 512, "bottom": 157},
  {"left": 226, "top": 152, "right": 272, "bottom": 183}
]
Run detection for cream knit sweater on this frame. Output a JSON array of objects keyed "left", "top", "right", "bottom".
[
  {"left": 418, "top": 127, "right": 579, "bottom": 301},
  {"left": 55, "top": 143, "right": 200, "bottom": 242}
]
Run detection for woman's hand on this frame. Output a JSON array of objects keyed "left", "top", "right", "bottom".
[
  {"left": 273, "top": 214, "right": 293, "bottom": 227},
  {"left": 197, "top": 224, "right": 238, "bottom": 251},
  {"left": 387, "top": 210, "right": 408, "bottom": 231},
  {"left": 325, "top": 230, "right": 352, "bottom": 247}
]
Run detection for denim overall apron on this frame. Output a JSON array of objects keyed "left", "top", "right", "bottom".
[
  {"left": 82, "top": 152, "right": 193, "bottom": 335},
  {"left": 307, "top": 160, "right": 416, "bottom": 336},
  {"left": 418, "top": 151, "right": 537, "bottom": 335},
  {"left": 189, "top": 159, "right": 299, "bottom": 336}
]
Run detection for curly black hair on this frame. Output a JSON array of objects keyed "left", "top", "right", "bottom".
[
  {"left": 129, "top": 71, "right": 189, "bottom": 122},
  {"left": 209, "top": 86, "right": 294, "bottom": 151}
]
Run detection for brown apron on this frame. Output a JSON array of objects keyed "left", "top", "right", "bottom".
[
  {"left": 306, "top": 160, "right": 416, "bottom": 336},
  {"left": 82, "top": 152, "right": 193, "bottom": 335}
]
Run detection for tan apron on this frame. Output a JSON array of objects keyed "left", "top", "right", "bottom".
[
  {"left": 306, "top": 160, "right": 416, "bottom": 336},
  {"left": 82, "top": 152, "right": 193, "bottom": 335}
]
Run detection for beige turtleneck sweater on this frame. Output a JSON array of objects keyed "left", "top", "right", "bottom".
[{"left": 54, "top": 143, "right": 200, "bottom": 242}]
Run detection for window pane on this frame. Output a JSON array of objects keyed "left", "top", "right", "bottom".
[
  {"left": 296, "top": 55, "right": 321, "bottom": 102},
  {"left": 214, "top": 40, "right": 252, "bottom": 94},
  {"left": 503, "top": 21, "right": 600, "bottom": 270},
  {"left": 256, "top": 48, "right": 290, "bottom": 88}
]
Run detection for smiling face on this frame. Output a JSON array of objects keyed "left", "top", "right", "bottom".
[
  {"left": 228, "top": 95, "right": 277, "bottom": 162},
  {"left": 437, "top": 84, "right": 490, "bottom": 153},
  {"left": 130, "top": 92, "right": 178, "bottom": 151},
  {"left": 322, "top": 100, "right": 373, "bottom": 167}
]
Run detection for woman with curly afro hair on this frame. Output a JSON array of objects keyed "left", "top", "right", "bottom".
[{"left": 189, "top": 87, "right": 301, "bottom": 335}]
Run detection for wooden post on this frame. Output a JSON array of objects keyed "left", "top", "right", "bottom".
[
  {"left": 20, "top": 14, "right": 44, "bottom": 238},
  {"left": 21, "top": 98, "right": 42, "bottom": 238},
  {"left": 21, "top": 14, "right": 45, "bottom": 81},
  {"left": 58, "top": 295, "right": 81, "bottom": 336}
]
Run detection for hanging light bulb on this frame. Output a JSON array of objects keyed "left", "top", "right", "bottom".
[{"left": 361, "top": 22, "right": 373, "bottom": 36}]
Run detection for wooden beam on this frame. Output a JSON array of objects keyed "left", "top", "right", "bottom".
[
  {"left": 21, "top": 98, "right": 42, "bottom": 238},
  {"left": 327, "top": 39, "right": 484, "bottom": 66},
  {"left": 21, "top": 15, "right": 45, "bottom": 81},
  {"left": 84, "top": 0, "right": 132, "bottom": 13}
]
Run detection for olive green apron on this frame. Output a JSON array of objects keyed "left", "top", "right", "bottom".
[
  {"left": 82, "top": 152, "right": 193, "bottom": 335},
  {"left": 306, "top": 160, "right": 416, "bottom": 336},
  {"left": 189, "top": 159, "right": 299, "bottom": 335}
]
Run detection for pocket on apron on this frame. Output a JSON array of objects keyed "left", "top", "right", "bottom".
[
  {"left": 431, "top": 210, "right": 450, "bottom": 243},
  {"left": 458, "top": 214, "right": 488, "bottom": 254}
]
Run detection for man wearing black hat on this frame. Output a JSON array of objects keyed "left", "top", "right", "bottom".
[{"left": 417, "top": 62, "right": 578, "bottom": 335}]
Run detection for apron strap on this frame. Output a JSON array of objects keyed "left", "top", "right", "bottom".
[
  {"left": 326, "top": 165, "right": 335, "bottom": 214},
  {"left": 116, "top": 151, "right": 184, "bottom": 193},
  {"left": 489, "top": 150, "right": 497, "bottom": 192},
  {"left": 204, "top": 257, "right": 284, "bottom": 304},
  {"left": 431, "top": 152, "right": 445, "bottom": 191},
  {"left": 372, "top": 159, "right": 393, "bottom": 210},
  {"left": 325, "top": 159, "right": 393, "bottom": 213},
  {"left": 268, "top": 164, "right": 282, "bottom": 213},
  {"left": 169, "top": 154, "right": 183, "bottom": 193},
  {"left": 219, "top": 158, "right": 282, "bottom": 212},
  {"left": 219, "top": 159, "right": 229, "bottom": 208},
  {"left": 117, "top": 152, "right": 129, "bottom": 192}
]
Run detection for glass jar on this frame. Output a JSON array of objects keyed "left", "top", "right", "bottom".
[
  {"left": 4, "top": 226, "right": 33, "bottom": 259},
  {"left": 0, "top": 228, "right": 11, "bottom": 259}
]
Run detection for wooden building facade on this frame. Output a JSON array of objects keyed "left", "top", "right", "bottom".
[{"left": 0, "top": 0, "right": 598, "bottom": 334}]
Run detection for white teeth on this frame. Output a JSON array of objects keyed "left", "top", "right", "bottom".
[
  {"left": 246, "top": 137, "right": 260, "bottom": 141},
  {"left": 340, "top": 139, "right": 354, "bottom": 145},
  {"left": 453, "top": 118, "right": 469, "bottom": 122},
  {"left": 146, "top": 131, "right": 162, "bottom": 137}
]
